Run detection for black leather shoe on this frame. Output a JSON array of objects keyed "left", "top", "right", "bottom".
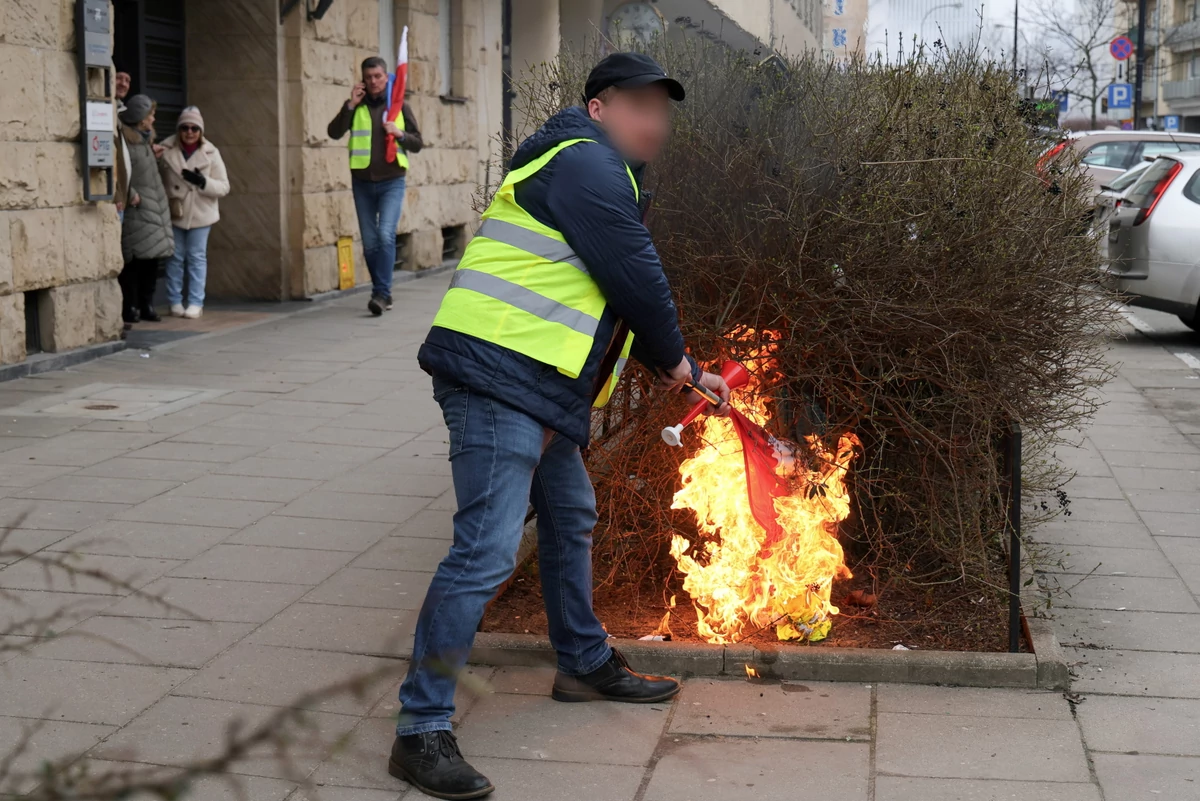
[
  {"left": 551, "top": 647, "right": 680, "bottom": 703},
  {"left": 139, "top": 306, "right": 161, "bottom": 322},
  {"left": 368, "top": 295, "right": 383, "bottom": 316},
  {"left": 388, "top": 730, "right": 494, "bottom": 800}
]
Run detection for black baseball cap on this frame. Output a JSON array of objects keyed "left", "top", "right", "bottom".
[{"left": 584, "top": 52, "right": 685, "bottom": 103}]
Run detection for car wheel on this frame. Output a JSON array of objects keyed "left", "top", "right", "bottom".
[{"left": 1180, "top": 304, "right": 1200, "bottom": 332}]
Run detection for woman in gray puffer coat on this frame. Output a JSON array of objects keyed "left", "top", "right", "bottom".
[{"left": 118, "top": 94, "right": 174, "bottom": 326}]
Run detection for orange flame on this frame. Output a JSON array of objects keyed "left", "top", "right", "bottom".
[
  {"left": 669, "top": 338, "right": 859, "bottom": 645},
  {"left": 745, "top": 665, "right": 760, "bottom": 679}
]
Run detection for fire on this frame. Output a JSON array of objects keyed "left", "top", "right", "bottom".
[
  {"left": 669, "top": 340, "right": 859, "bottom": 645},
  {"left": 745, "top": 665, "right": 760, "bottom": 679}
]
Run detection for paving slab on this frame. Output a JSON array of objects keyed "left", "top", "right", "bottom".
[
  {"left": 487, "top": 666, "right": 558, "bottom": 695},
  {"left": 670, "top": 678, "right": 871, "bottom": 740},
  {"left": 13, "top": 475, "right": 178, "bottom": 505},
  {"left": 292, "top": 427, "right": 416, "bottom": 450},
  {"left": 1100, "top": 450, "right": 1200, "bottom": 470},
  {"left": 1038, "top": 543, "right": 1178, "bottom": 577},
  {"left": 1033, "top": 520, "right": 1156, "bottom": 549},
  {"left": 103, "top": 577, "right": 310, "bottom": 622},
  {"left": 644, "top": 738, "right": 868, "bottom": 801},
  {"left": 127, "top": 442, "right": 267, "bottom": 464},
  {"left": 1138, "top": 511, "right": 1200, "bottom": 537},
  {"left": 307, "top": 716, "right": 404, "bottom": 790},
  {"left": 1110, "top": 465, "right": 1200, "bottom": 491},
  {"left": 169, "top": 544, "right": 352, "bottom": 585},
  {"left": 0, "top": 588, "right": 117, "bottom": 634},
  {"left": 1093, "top": 753, "right": 1200, "bottom": 800},
  {"left": 1077, "top": 695, "right": 1200, "bottom": 756},
  {"left": 226, "top": 516, "right": 393, "bottom": 552},
  {"left": 303, "top": 568, "right": 430, "bottom": 610},
  {"left": 1053, "top": 574, "right": 1198, "bottom": 613},
  {"left": 0, "top": 498, "right": 129, "bottom": 532},
  {"left": 258, "top": 443, "right": 390, "bottom": 467},
  {"left": 247, "top": 603, "right": 415, "bottom": 657},
  {"left": 455, "top": 691, "right": 667, "bottom": 766},
  {"left": 463, "top": 756, "right": 643, "bottom": 801},
  {"left": 389, "top": 509, "right": 454, "bottom": 540},
  {"left": 874, "top": 777, "right": 1101, "bottom": 801},
  {"left": 0, "top": 717, "right": 116, "bottom": 795},
  {"left": 174, "top": 643, "right": 398, "bottom": 715},
  {"left": 1060, "top": 475, "right": 1123, "bottom": 499},
  {"left": 1051, "top": 607, "right": 1200, "bottom": 652},
  {"left": 1054, "top": 498, "right": 1143, "bottom": 525},
  {"left": 0, "top": 462, "right": 76, "bottom": 488},
  {"left": 48, "top": 521, "right": 234, "bottom": 560},
  {"left": 75, "top": 456, "right": 216, "bottom": 482},
  {"left": 91, "top": 694, "right": 360, "bottom": 781},
  {"left": 288, "top": 785, "right": 404, "bottom": 801},
  {"left": 0, "top": 655, "right": 190, "bottom": 725},
  {"left": 1065, "top": 648, "right": 1200, "bottom": 697},
  {"left": 164, "top": 424, "right": 296, "bottom": 448},
  {"left": 213, "top": 411, "right": 328, "bottom": 432},
  {"left": 276, "top": 492, "right": 429, "bottom": 525},
  {"left": 253, "top": 399, "right": 362, "bottom": 419},
  {"left": 115, "top": 495, "right": 280, "bottom": 529},
  {"left": 1155, "top": 535, "right": 1200, "bottom": 593},
  {"left": 167, "top": 474, "right": 322, "bottom": 503},
  {"left": 0, "top": 527, "right": 74, "bottom": 564},
  {"left": 321, "top": 470, "right": 450, "bottom": 498},
  {"left": 0, "top": 553, "right": 180, "bottom": 595},
  {"left": 217, "top": 455, "right": 359, "bottom": 481},
  {"left": 875, "top": 685, "right": 1070, "bottom": 719},
  {"left": 29, "top": 615, "right": 254, "bottom": 668},
  {"left": 875, "top": 712, "right": 1091, "bottom": 782},
  {"left": 328, "top": 411, "right": 443, "bottom": 434},
  {"left": 348, "top": 537, "right": 450, "bottom": 573}
]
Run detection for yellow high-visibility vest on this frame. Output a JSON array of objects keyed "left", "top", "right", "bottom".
[
  {"left": 431, "top": 138, "right": 637, "bottom": 408},
  {"left": 349, "top": 102, "right": 408, "bottom": 170}
]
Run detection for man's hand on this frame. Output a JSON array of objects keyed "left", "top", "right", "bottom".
[
  {"left": 686, "top": 371, "right": 732, "bottom": 416},
  {"left": 656, "top": 356, "right": 693, "bottom": 393},
  {"left": 348, "top": 83, "right": 366, "bottom": 109},
  {"left": 383, "top": 120, "right": 405, "bottom": 140}
]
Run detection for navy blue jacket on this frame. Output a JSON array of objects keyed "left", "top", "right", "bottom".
[{"left": 418, "top": 106, "right": 698, "bottom": 446}]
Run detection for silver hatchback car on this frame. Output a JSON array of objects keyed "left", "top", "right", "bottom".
[{"left": 1106, "top": 152, "right": 1200, "bottom": 329}]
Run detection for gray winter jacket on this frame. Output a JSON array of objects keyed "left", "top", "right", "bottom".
[{"left": 120, "top": 124, "right": 174, "bottom": 262}]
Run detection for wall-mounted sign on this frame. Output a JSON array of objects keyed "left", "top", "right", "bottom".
[
  {"left": 87, "top": 131, "right": 113, "bottom": 167},
  {"left": 81, "top": 0, "right": 111, "bottom": 66},
  {"left": 85, "top": 101, "right": 113, "bottom": 130}
]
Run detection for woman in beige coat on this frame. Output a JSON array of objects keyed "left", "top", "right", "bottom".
[{"left": 159, "top": 107, "right": 230, "bottom": 319}]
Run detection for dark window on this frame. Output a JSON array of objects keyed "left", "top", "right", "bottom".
[
  {"left": 24, "top": 290, "right": 43, "bottom": 355},
  {"left": 1125, "top": 158, "right": 1180, "bottom": 207},
  {"left": 1182, "top": 171, "right": 1200, "bottom": 206},
  {"left": 442, "top": 225, "right": 465, "bottom": 261},
  {"left": 395, "top": 233, "right": 411, "bottom": 271},
  {"left": 1082, "top": 141, "right": 1138, "bottom": 169}
]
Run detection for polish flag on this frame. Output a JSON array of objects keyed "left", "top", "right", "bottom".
[{"left": 385, "top": 25, "right": 408, "bottom": 164}]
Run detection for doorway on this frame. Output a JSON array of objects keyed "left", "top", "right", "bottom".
[{"left": 113, "top": 0, "right": 187, "bottom": 139}]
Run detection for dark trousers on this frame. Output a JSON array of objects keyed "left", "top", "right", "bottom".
[{"left": 119, "top": 258, "right": 159, "bottom": 320}]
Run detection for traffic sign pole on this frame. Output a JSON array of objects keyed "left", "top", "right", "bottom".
[{"left": 1134, "top": 0, "right": 1147, "bottom": 129}]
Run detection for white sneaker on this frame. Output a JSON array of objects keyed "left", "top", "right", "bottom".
[
  {"left": 183, "top": 306, "right": 203, "bottom": 319},
  {"left": 170, "top": 304, "right": 185, "bottom": 317}
]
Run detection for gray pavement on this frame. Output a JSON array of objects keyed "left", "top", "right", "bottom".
[{"left": 0, "top": 284, "right": 1197, "bottom": 800}]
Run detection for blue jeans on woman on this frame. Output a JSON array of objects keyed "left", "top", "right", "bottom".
[
  {"left": 164, "top": 225, "right": 211, "bottom": 308},
  {"left": 396, "top": 376, "right": 612, "bottom": 735},
  {"left": 351, "top": 176, "right": 406, "bottom": 300}
]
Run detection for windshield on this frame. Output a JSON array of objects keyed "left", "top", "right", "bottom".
[{"left": 1110, "top": 162, "right": 1152, "bottom": 191}]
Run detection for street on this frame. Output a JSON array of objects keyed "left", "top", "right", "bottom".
[{"left": 0, "top": 283, "right": 1197, "bottom": 800}]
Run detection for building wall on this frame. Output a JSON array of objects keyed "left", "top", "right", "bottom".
[
  {"left": 824, "top": 0, "right": 867, "bottom": 61},
  {"left": 0, "top": 0, "right": 124, "bottom": 365}
]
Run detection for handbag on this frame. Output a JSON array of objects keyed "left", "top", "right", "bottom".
[{"left": 169, "top": 196, "right": 184, "bottom": 220}]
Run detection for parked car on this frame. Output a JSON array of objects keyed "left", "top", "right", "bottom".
[
  {"left": 1105, "top": 152, "right": 1200, "bottom": 329},
  {"left": 1039, "top": 130, "right": 1200, "bottom": 191}
]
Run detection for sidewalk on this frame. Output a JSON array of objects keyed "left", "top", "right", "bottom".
[{"left": 0, "top": 284, "right": 1196, "bottom": 800}]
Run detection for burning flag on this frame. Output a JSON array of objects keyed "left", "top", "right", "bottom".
[
  {"left": 384, "top": 25, "right": 408, "bottom": 164},
  {"left": 669, "top": 340, "right": 859, "bottom": 644}
]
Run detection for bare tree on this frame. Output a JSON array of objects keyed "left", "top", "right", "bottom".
[{"left": 1034, "top": 0, "right": 1119, "bottom": 127}]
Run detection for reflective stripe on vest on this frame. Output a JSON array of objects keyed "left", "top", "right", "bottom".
[
  {"left": 593, "top": 330, "right": 635, "bottom": 408},
  {"left": 348, "top": 102, "right": 408, "bottom": 170},
  {"left": 431, "top": 138, "right": 639, "bottom": 394}
]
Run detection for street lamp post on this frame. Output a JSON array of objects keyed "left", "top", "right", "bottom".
[
  {"left": 1012, "top": 0, "right": 1019, "bottom": 81},
  {"left": 920, "top": 2, "right": 964, "bottom": 44}
]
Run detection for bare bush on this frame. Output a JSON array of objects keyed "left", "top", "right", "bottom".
[{"left": 514, "top": 39, "right": 1115, "bottom": 604}]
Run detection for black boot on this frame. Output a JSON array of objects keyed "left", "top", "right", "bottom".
[
  {"left": 139, "top": 306, "right": 162, "bottom": 322},
  {"left": 388, "top": 730, "right": 494, "bottom": 800},
  {"left": 552, "top": 647, "right": 680, "bottom": 703}
]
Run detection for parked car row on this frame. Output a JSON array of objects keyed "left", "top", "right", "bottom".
[{"left": 1040, "top": 130, "right": 1200, "bottom": 331}]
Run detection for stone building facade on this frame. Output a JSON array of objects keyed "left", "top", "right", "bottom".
[{"left": 0, "top": 0, "right": 816, "bottom": 369}]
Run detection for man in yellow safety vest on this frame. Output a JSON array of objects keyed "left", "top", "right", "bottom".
[
  {"left": 389, "top": 53, "right": 731, "bottom": 800},
  {"left": 328, "top": 56, "right": 424, "bottom": 315}
]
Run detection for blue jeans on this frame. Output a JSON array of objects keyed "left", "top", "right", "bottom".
[
  {"left": 164, "top": 225, "right": 211, "bottom": 307},
  {"left": 396, "top": 377, "right": 612, "bottom": 735},
  {"left": 351, "top": 176, "right": 406, "bottom": 299}
]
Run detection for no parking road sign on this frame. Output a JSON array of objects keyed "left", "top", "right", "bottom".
[{"left": 1111, "top": 35, "right": 1134, "bottom": 61}]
